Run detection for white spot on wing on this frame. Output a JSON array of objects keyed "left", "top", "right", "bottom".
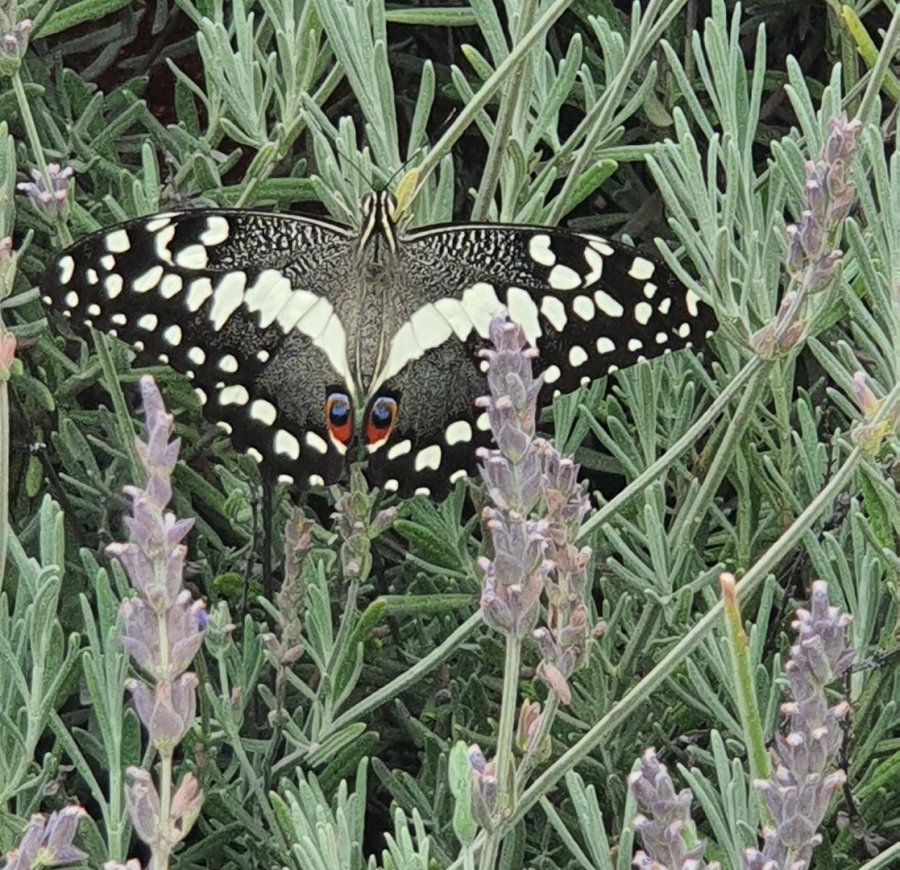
[
  {"left": 219, "top": 384, "right": 249, "bottom": 405},
  {"left": 274, "top": 289, "right": 319, "bottom": 333},
  {"left": 506, "top": 286, "right": 541, "bottom": 346},
  {"left": 572, "top": 295, "right": 595, "bottom": 321},
  {"left": 186, "top": 278, "right": 213, "bottom": 312},
  {"left": 434, "top": 298, "right": 473, "bottom": 340},
  {"left": 133, "top": 265, "right": 163, "bottom": 293},
  {"left": 210, "top": 271, "right": 247, "bottom": 330},
  {"left": 159, "top": 274, "right": 183, "bottom": 299},
  {"left": 163, "top": 325, "right": 182, "bottom": 346},
  {"left": 445, "top": 420, "right": 473, "bottom": 445},
  {"left": 200, "top": 215, "right": 230, "bottom": 246},
  {"left": 296, "top": 296, "right": 333, "bottom": 339},
  {"left": 596, "top": 337, "right": 615, "bottom": 354},
  {"left": 64, "top": 290, "right": 79, "bottom": 308},
  {"left": 677, "top": 323, "right": 691, "bottom": 338},
  {"left": 275, "top": 430, "right": 301, "bottom": 460},
  {"left": 582, "top": 246, "right": 604, "bottom": 286},
  {"left": 528, "top": 233, "right": 556, "bottom": 266},
  {"left": 137, "top": 313, "right": 158, "bottom": 331},
  {"left": 278, "top": 474, "right": 295, "bottom": 485},
  {"left": 154, "top": 225, "right": 176, "bottom": 265},
  {"left": 383, "top": 479, "right": 399, "bottom": 492},
  {"left": 387, "top": 439, "right": 412, "bottom": 460},
  {"left": 594, "top": 290, "right": 624, "bottom": 317},
  {"left": 187, "top": 347, "right": 206, "bottom": 365},
  {"left": 635, "top": 301, "right": 653, "bottom": 325},
  {"left": 411, "top": 303, "right": 453, "bottom": 349},
  {"left": 544, "top": 364, "right": 561, "bottom": 383},
  {"left": 476, "top": 412, "right": 491, "bottom": 431},
  {"left": 686, "top": 289, "right": 700, "bottom": 317},
  {"left": 86, "top": 268, "right": 98, "bottom": 285},
  {"left": 247, "top": 447, "right": 263, "bottom": 463},
  {"left": 628, "top": 256, "right": 655, "bottom": 281},
  {"left": 250, "top": 399, "right": 276, "bottom": 425},
  {"left": 569, "top": 345, "right": 588, "bottom": 367},
  {"left": 588, "top": 237, "right": 614, "bottom": 256},
  {"left": 414, "top": 444, "right": 442, "bottom": 471},
  {"left": 461, "top": 282, "right": 504, "bottom": 338},
  {"left": 105, "top": 275, "right": 123, "bottom": 299},
  {"left": 658, "top": 297, "right": 672, "bottom": 315},
  {"left": 309, "top": 474, "right": 325, "bottom": 487},
  {"left": 87, "top": 303, "right": 101, "bottom": 316},
  {"left": 100, "top": 254, "right": 115, "bottom": 270},
  {"left": 375, "top": 320, "right": 423, "bottom": 391},
  {"left": 175, "top": 243, "right": 208, "bottom": 269},
  {"left": 146, "top": 215, "right": 173, "bottom": 233},
  {"left": 655, "top": 332, "right": 668, "bottom": 344},
  {"left": 540, "top": 296, "right": 567, "bottom": 332},
  {"left": 111, "top": 313, "right": 127, "bottom": 326},
  {"left": 245, "top": 270, "right": 294, "bottom": 328},
  {"left": 643, "top": 283, "right": 657, "bottom": 299},
  {"left": 549, "top": 264, "right": 582, "bottom": 291},
  {"left": 59, "top": 256, "right": 75, "bottom": 284},
  {"left": 217, "top": 354, "right": 239, "bottom": 373},
  {"left": 628, "top": 338, "right": 643, "bottom": 352},
  {"left": 106, "top": 229, "right": 130, "bottom": 253}
]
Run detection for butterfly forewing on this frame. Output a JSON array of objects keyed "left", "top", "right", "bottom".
[{"left": 42, "top": 195, "right": 716, "bottom": 496}]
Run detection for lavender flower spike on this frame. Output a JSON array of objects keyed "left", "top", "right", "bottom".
[
  {"left": 743, "top": 581, "right": 853, "bottom": 870},
  {"left": 106, "top": 375, "right": 205, "bottom": 824},
  {"left": 630, "top": 748, "right": 721, "bottom": 870}
]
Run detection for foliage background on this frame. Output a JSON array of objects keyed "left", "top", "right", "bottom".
[{"left": 1, "top": 0, "right": 899, "bottom": 868}]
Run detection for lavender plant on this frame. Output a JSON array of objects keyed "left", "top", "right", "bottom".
[{"left": 2, "top": 0, "right": 900, "bottom": 868}]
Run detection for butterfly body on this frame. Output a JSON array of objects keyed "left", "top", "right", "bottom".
[{"left": 42, "top": 191, "right": 716, "bottom": 495}]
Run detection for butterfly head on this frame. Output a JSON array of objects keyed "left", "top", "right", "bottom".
[{"left": 360, "top": 190, "right": 399, "bottom": 249}]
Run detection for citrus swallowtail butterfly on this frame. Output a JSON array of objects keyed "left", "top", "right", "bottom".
[{"left": 42, "top": 191, "right": 716, "bottom": 496}]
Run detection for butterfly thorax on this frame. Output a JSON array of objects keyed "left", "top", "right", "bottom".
[{"left": 341, "top": 193, "right": 406, "bottom": 395}]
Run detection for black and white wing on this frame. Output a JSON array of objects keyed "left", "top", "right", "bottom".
[
  {"left": 363, "top": 221, "right": 717, "bottom": 495},
  {"left": 42, "top": 210, "right": 360, "bottom": 488}
]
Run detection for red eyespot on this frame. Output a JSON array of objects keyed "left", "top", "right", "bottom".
[
  {"left": 325, "top": 392, "right": 352, "bottom": 446},
  {"left": 364, "top": 396, "right": 398, "bottom": 448}
]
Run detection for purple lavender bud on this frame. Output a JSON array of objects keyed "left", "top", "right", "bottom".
[
  {"left": 169, "top": 772, "right": 204, "bottom": 839},
  {"left": 468, "top": 744, "right": 487, "bottom": 773},
  {"left": 0, "top": 14, "right": 32, "bottom": 77},
  {"left": 124, "top": 768, "right": 162, "bottom": 849},
  {"left": 466, "top": 743, "right": 498, "bottom": 830},
  {"left": 126, "top": 672, "right": 199, "bottom": 752},
  {"left": 4, "top": 807, "right": 88, "bottom": 870},
  {"left": 16, "top": 163, "right": 71, "bottom": 220}
]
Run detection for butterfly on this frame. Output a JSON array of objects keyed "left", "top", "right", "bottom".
[{"left": 41, "top": 191, "right": 716, "bottom": 496}]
